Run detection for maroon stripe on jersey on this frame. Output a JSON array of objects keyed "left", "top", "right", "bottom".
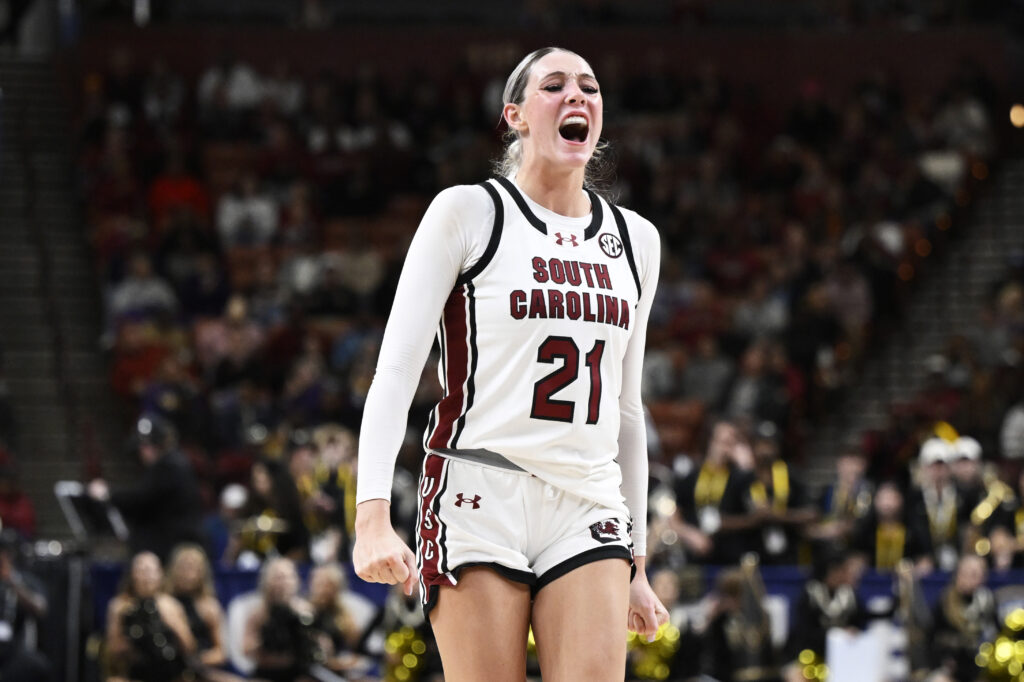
[
  {"left": 427, "top": 286, "right": 470, "bottom": 449},
  {"left": 417, "top": 454, "right": 451, "bottom": 591}
]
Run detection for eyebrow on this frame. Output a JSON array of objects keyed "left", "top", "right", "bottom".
[{"left": 539, "top": 70, "right": 597, "bottom": 81}]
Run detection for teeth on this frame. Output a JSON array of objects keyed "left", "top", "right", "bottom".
[{"left": 562, "top": 115, "right": 587, "bottom": 127}]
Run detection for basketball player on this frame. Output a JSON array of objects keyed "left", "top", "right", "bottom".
[{"left": 353, "top": 47, "right": 668, "bottom": 682}]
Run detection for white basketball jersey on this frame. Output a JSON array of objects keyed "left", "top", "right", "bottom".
[{"left": 423, "top": 177, "right": 646, "bottom": 514}]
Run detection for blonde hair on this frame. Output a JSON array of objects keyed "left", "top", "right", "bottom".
[
  {"left": 164, "top": 543, "right": 216, "bottom": 600},
  {"left": 495, "top": 46, "right": 614, "bottom": 195}
]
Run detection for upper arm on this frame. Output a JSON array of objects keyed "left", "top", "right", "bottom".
[
  {"left": 242, "top": 603, "right": 266, "bottom": 657},
  {"left": 160, "top": 596, "right": 196, "bottom": 653},
  {"left": 355, "top": 184, "right": 495, "bottom": 503},
  {"left": 106, "top": 597, "right": 126, "bottom": 642},
  {"left": 199, "top": 597, "right": 226, "bottom": 647},
  {"left": 372, "top": 184, "right": 493, "bottom": 379}
]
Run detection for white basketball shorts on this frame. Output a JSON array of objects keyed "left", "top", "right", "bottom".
[{"left": 415, "top": 453, "right": 633, "bottom": 614}]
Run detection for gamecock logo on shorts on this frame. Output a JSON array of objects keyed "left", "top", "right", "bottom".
[
  {"left": 590, "top": 519, "right": 621, "bottom": 544},
  {"left": 454, "top": 493, "right": 481, "bottom": 509},
  {"left": 598, "top": 233, "right": 623, "bottom": 259}
]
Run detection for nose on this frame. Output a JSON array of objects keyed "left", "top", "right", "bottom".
[{"left": 564, "top": 79, "right": 584, "bottom": 103}]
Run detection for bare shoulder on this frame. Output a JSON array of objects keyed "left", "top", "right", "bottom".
[
  {"left": 156, "top": 593, "right": 186, "bottom": 616},
  {"left": 196, "top": 595, "right": 225, "bottom": 620},
  {"left": 108, "top": 595, "right": 131, "bottom": 618}
]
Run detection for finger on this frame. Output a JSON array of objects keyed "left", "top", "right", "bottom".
[
  {"left": 402, "top": 548, "right": 418, "bottom": 596},
  {"left": 387, "top": 554, "right": 410, "bottom": 583},
  {"left": 640, "top": 605, "right": 659, "bottom": 641}
]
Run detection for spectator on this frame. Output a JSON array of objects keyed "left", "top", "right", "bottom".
[
  {"left": 0, "top": 464, "right": 35, "bottom": 539},
  {"left": 682, "top": 334, "right": 734, "bottom": 409},
  {"left": 0, "top": 531, "right": 51, "bottom": 682},
  {"left": 242, "top": 557, "right": 319, "bottom": 682},
  {"left": 906, "top": 438, "right": 961, "bottom": 572},
  {"left": 230, "top": 459, "right": 310, "bottom": 564},
  {"left": 202, "top": 483, "right": 248, "bottom": 567},
  {"left": 748, "top": 427, "right": 816, "bottom": 565},
  {"left": 147, "top": 143, "right": 211, "bottom": 230},
  {"left": 851, "top": 480, "right": 931, "bottom": 573},
  {"left": 807, "top": 445, "right": 873, "bottom": 552},
  {"left": 105, "top": 551, "right": 196, "bottom": 682},
  {"left": 108, "top": 252, "right": 180, "bottom": 329},
  {"left": 929, "top": 554, "right": 998, "bottom": 682},
  {"left": 1000, "top": 390, "right": 1024, "bottom": 460},
  {"left": 307, "top": 563, "right": 372, "bottom": 679},
  {"left": 785, "top": 548, "right": 866, "bottom": 663},
  {"left": 216, "top": 171, "right": 279, "bottom": 248},
  {"left": 164, "top": 544, "right": 229, "bottom": 670},
  {"left": 88, "top": 416, "right": 204, "bottom": 562},
  {"left": 670, "top": 420, "right": 760, "bottom": 564},
  {"left": 701, "top": 567, "right": 778, "bottom": 682}
]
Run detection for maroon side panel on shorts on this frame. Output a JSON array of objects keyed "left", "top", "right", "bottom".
[{"left": 417, "top": 454, "right": 452, "bottom": 590}]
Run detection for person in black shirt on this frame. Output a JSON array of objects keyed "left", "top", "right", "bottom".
[
  {"left": 785, "top": 548, "right": 867, "bottom": 663},
  {"left": 930, "top": 553, "right": 999, "bottom": 682},
  {"left": 749, "top": 428, "right": 817, "bottom": 565},
  {"left": 88, "top": 416, "right": 203, "bottom": 563},
  {"left": 701, "top": 565, "right": 779, "bottom": 682},
  {"left": 0, "top": 532, "right": 51, "bottom": 682},
  {"left": 671, "top": 419, "right": 761, "bottom": 565},
  {"left": 164, "top": 544, "right": 227, "bottom": 669}
]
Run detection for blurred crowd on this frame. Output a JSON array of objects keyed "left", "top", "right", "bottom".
[
  {"left": 48, "top": 34, "right": 1024, "bottom": 682},
  {"left": 81, "top": 0, "right": 1016, "bottom": 30}
]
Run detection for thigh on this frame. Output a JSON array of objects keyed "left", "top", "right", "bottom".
[
  {"left": 531, "top": 558, "right": 631, "bottom": 682},
  {"left": 429, "top": 566, "right": 532, "bottom": 682}
]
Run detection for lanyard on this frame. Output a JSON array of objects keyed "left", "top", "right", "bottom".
[
  {"left": 876, "top": 521, "right": 906, "bottom": 571},
  {"left": 695, "top": 464, "right": 730, "bottom": 508},
  {"left": 750, "top": 461, "right": 790, "bottom": 513}
]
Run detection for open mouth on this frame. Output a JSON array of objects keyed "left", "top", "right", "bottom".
[{"left": 559, "top": 115, "right": 589, "bottom": 143}]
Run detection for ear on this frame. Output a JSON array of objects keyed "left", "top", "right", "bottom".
[{"left": 503, "top": 102, "right": 527, "bottom": 133}]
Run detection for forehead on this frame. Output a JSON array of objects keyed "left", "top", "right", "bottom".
[{"left": 530, "top": 51, "right": 595, "bottom": 82}]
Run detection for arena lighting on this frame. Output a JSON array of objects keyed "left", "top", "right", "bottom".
[{"left": 1011, "top": 104, "right": 1024, "bottom": 128}]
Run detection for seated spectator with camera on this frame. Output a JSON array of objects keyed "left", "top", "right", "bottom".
[
  {"left": 164, "top": 545, "right": 229, "bottom": 669},
  {"left": 242, "top": 556, "right": 323, "bottom": 682},
  {"left": 105, "top": 551, "right": 196, "bottom": 682}
]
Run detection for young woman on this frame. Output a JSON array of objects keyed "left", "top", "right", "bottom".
[
  {"left": 105, "top": 551, "right": 196, "bottom": 682},
  {"left": 307, "top": 563, "right": 372, "bottom": 679},
  {"left": 164, "top": 544, "right": 228, "bottom": 668},
  {"left": 242, "top": 556, "right": 318, "bottom": 682},
  {"left": 353, "top": 46, "right": 667, "bottom": 682}
]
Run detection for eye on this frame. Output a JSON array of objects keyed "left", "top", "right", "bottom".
[
  {"left": 582, "top": 86, "right": 599, "bottom": 94},
  {"left": 543, "top": 84, "right": 563, "bottom": 92}
]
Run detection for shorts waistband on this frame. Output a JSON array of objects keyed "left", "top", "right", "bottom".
[{"left": 429, "top": 448, "right": 528, "bottom": 473}]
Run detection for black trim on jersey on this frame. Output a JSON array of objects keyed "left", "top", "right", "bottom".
[
  {"left": 423, "top": 562, "right": 536, "bottom": 617},
  {"left": 452, "top": 283, "right": 478, "bottom": 447},
  {"left": 495, "top": 176, "right": 546, "bottom": 233},
  {"left": 533, "top": 546, "right": 633, "bottom": 593},
  {"left": 608, "top": 203, "right": 642, "bottom": 301},
  {"left": 426, "top": 321, "right": 449, "bottom": 449},
  {"left": 494, "top": 176, "right": 604, "bottom": 239},
  {"left": 583, "top": 190, "right": 604, "bottom": 240},
  {"left": 456, "top": 182, "right": 504, "bottom": 286},
  {"left": 435, "top": 458, "right": 450, "bottom": 576}
]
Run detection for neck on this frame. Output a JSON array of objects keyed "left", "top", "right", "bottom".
[{"left": 514, "top": 160, "right": 589, "bottom": 217}]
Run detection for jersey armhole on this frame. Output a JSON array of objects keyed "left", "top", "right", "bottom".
[
  {"left": 455, "top": 181, "right": 504, "bottom": 286},
  {"left": 608, "top": 203, "right": 642, "bottom": 300}
]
